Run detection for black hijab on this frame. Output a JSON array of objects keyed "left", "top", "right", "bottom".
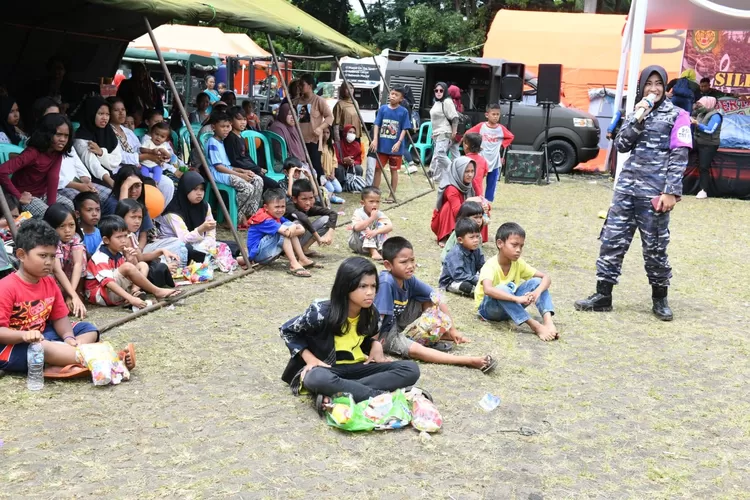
[
  {"left": 433, "top": 82, "right": 449, "bottom": 103},
  {"left": 637, "top": 65, "right": 668, "bottom": 110},
  {"left": 162, "top": 171, "right": 208, "bottom": 231},
  {"left": 75, "top": 96, "right": 118, "bottom": 151},
  {"left": 0, "top": 95, "right": 22, "bottom": 145}
]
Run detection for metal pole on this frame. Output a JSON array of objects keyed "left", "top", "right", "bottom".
[
  {"left": 333, "top": 56, "right": 396, "bottom": 201},
  {"left": 371, "top": 55, "right": 435, "bottom": 190},
  {"left": 265, "top": 34, "right": 323, "bottom": 195},
  {"left": 143, "top": 17, "right": 251, "bottom": 267},
  {"left": 0, "top": 185, "right": 17, "bottom": 241}
]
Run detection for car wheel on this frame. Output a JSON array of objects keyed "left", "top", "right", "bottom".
[{"left": 545, "top": 140, "right": 577, "bottom": 174}]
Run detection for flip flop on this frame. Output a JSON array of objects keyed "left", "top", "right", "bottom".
[
  {"left": 131, "top": 289, "right": 146, "bottom": 300},
  {"left": 383, "top": 198, "right": 396, "bottom": 204},
  {"left": 118, "top": 343, "right": 136, "bottom": 370},
  {"left": 44, "top": 364, "right": 90, "bottom": 379},
  {"left": 288, "top": 268, "right": 312, "bottom": 278},
  {"left": 162, "top": 289, "right": 184, "bottom": 300},
  {"left": 427, "top": 341, "right": 454, "bottom": 353},
  {"left": 481, "top": 355, "right": 498, "bottom": 375},
  {"left": 302, "top": 261, "right": 324, "bottom": 269},
  {"left": 304, "top": 251, "right": 325, "bottom": 259}
]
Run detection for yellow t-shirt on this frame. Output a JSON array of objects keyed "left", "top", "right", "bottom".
[
  {"left": 334, "top": 316, "right": 368, "bottom": 365},
  {"left": 474, "top": 257, "right": 537, "bottom": 310}
]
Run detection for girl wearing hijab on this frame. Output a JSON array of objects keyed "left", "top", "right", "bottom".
[
  {"left": 429, "top": 82, "right": 459, "bottom": 182},
  {"left": 430, "top": 157, "right": 485, "bottom": 246},
  {"left": 73, "top": 96, "right": 120, "bottom": 192},
  {"left": 690, "top": 96, "right": 722, "bottom": 199},
  {"left": 156, "top": 171, "right": 241, "bottom": 270},
  {"left": 0, "top": 96, "right": 27, "bottom": 145},
  {"left": 575, "top": 65, "right": 692, "bottom": 321},
  {"left": 269, "top": 103, "right": 310, "bottom": 171}
]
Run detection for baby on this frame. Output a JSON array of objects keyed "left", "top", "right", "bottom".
[{"left": 139, "top": 121, "right": 175, "bottom": 183}]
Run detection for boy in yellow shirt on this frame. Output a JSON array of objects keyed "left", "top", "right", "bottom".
[{"left": 475, "top": 222, "right": 558, "bottom": 341}]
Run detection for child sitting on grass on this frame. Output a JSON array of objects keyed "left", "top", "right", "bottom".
[
  {"left": 85, "top": 215, "right": 181, "bottom": 309},
  {"left": 285, "top": 179, "right": 337, "bottom": 257},
  {"left": 348, "top": 187, "right": 392, "bottom": 262},
  {"left": 375, "top": 236, "right": 496, "bottom": 373},
  {"left": 439, "top": 218, "right": 485, "bottom": 297},
  {"left": 0, "top": 219, "right": 135, "bottom": 376},
  {"left": 475, "top": 222, "right": 558, "bottom": 341},
  {"left": 278, "top": 157, "right": 313, "bottom": 201},
  {"left": 320, "top": 126, "right": 344, "bottom": 204},
  {"left": 440, "top": 201, "right": 487, "bottom": 262},
  {"left": 280, "top": 256, "right": 421, "bottom": 412},
  {"left": 43, "top": 204, "right": 88, "bottom": 318},
  {"left": 73, "top": 192, "right": 102, "bottom": 256},
  {"left": 246, "top": 188, "right": 317, "bottom": 277}
]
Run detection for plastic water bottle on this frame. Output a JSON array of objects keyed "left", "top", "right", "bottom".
[{"left": 27, "top": 342, "right": 44, "bottom": 391}]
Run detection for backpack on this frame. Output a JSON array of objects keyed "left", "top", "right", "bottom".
[
  {"left": 442, "top": 101, "right": 472, "bottom": 140},
  {"left": 670, "top": 78, "right": 695, "bottom": 113}
]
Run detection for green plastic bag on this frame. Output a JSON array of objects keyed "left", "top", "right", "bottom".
[{"left": 325, "top": 389, "right": 413, "bottom": 432}]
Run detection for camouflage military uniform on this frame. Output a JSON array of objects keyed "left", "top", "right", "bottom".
[{"left": 596, "top": 98, "right": 691, "bottom": 286}]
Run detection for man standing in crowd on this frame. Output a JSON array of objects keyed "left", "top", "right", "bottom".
[{"left": 292, "top": 74, "right": 333, "bottom": 183}]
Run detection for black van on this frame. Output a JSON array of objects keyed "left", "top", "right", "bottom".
[{"left": 382, "top": 53, "right": 600, "bottom": 173}]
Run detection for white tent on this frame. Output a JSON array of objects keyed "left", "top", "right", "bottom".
[{"left": 613, "top": 0, "right": 750, "bottom": 179}]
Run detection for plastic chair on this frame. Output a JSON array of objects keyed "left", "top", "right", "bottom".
[
  {"left": 0, "top": 144, "right": 24, "bottom": 164},
  {"left": 71, "top": 121, "right": 81, "bottom": 132},
  {"left": 261, "top": 130, "right": 288, "bottom": 176},
  {"left": 200, "top": 132, "right": 239, "bottom": 228},
  {"left": 412, "top": 121, "right": 433, "bottom": 165},
  {"left": 241, "top": 130, "right": 284, "bottom": 182},
  {"left": 170, "top": 130, "right": 179, "bottom": 150},
  {"left": 134, "top": 128, "right": 147, "bottom": 140},
  {"left": 178, "top": 126, "right": 192, "bottom": 160}
]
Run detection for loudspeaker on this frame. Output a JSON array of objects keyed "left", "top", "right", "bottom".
[
  {"left": 500, "top": 62, "right": 525, "bottom": 101},
  {"left": 505, "top": 150, "right": 544, "bottom": 185},
  {"left": 537, "top": 64, "right": 563, "bottom": 104}
]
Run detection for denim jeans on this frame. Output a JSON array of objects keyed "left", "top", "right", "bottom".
[{"left": 478, "top": 277, "right": 554, "bottom": 325}]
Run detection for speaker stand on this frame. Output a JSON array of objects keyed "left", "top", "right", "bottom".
[
  {"left": 540, "top": 101, "right": 560, "bottom": 183},
  {"left": 501, "top": 100, "right": 516, "bottom": 177}
]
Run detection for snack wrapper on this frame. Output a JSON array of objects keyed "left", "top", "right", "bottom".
[
  {"left": 411, "top": 394, "right": 443, "bottom": 433},
  {"left": 76, "top": 342, "right": 130, "bottom": 386},
  {"left": 182, "top": 261, "right": 214, "bottom": 283},
  {"left": 325, "top": 390, "right": 412, "bottom": 432},
  {"left": 403, "top": 291, "right": 452, "bottom": 345}
]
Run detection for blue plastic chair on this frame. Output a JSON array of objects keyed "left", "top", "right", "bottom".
[
  {"left": 412, "top": 121, "right": 433, "bottom": 165},
  {"left": 71, "top": 122, "right": 81, "bottom": 132},
  {"left": 134, "top": 128, "right": 147, "bottom": 140},
  {"left": 200, "top": 132, "right": 239, "bottom": 227},
  {"left": 241, "top": 130, "right": 284, "bottom": 182},
  {"left": 170, "top": 130, "right": 179, "bottom": 150},
  {"left": 261, "top": 130, "right": 288, "bottom": 176},
  {"left": 0, "top": 144, "right": 24, "bottom": 164}
]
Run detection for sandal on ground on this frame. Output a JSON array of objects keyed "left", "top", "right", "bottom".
[
  {"left": 44, "top": 364, "right": 90, "bottom": 379},
  {"left": 481, "top": 355, "right": 498, "bottom": 375},
  {"left": 304, "top": 251, "right": 325, "bottom": 259},
  {"left": 118, "top": 343, "right": 137, "bottom": 371},
  {"left": 302, "top": 260, "right": 324, "bottom": 269},
  {"left": 288, "top": 268, "right": 312, "bottom": 278},
  {"left": 405, "top": 386, "right": 434, "bottom": 402},
  {"left": 162, "top": 289, "right": 184, "bottom": 300},
  {"left": 131, "top": 289, "right": 146, "bottom": 300},
  {"left": 383, "top": 198, "right": 396, "bottom": 204},
  {"left": 427, "top": 341, "right": 454, "bottom": 353}
]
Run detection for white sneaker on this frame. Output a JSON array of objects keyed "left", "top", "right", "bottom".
[
  {"left": 406, "top": 164, "right": 419, "bottom": 174},
  {"left": 696, "top": 190, "right": 708, "bottom": 199}
]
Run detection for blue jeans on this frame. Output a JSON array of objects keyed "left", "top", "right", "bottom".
[
  {"left": 485, "top": 168, "right": 501, "bottom": 202},
  {"left": 254, "top": 221, "right": 293, "bottom": 264},
  {"left": 478, "top": 277, "right": 554, "bottom": 325}
]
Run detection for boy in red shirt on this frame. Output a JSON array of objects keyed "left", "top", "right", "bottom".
[
  {"left": 0, "top": 219, "right": 134, "bottom": 374},
  {"left": 466, "top": 103, "right": 514, "bottom": 202}
]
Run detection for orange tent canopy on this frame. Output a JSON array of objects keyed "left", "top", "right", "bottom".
[
  {"left": 224, "top": 33, "right": 270, "bottom": 58},
  {"left": 484, "top": 10, "right": 686, "bottom": 111},
  {"left": 130, "top": 24, "right": 247, "bottom": 58}
]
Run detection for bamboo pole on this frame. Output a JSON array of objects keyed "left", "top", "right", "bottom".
[
  {"left": 143, "top": 17, "right": 250, "bottom": 267},
  {"left": 0, "top": 185, "right": 17, "bottom": 241}
]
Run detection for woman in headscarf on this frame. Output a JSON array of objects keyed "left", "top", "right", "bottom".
[
  {"left": 117, "top": 62, "right": 164, "bottom": 115},
  {"left": 72, "top": 96, "right": 119, "bottom": 196},
  {"left": 335, "top": 123, "right": 364, "bottom": 192},
  {"left": 430, "top": 156, "right": 484, "bottom": 246},
  {"left": 690, "top": 96, "right": 723, "bottom": 199},
  {"left": 269, "top": 102, "right": 310, "bottom": 171},
  {"left": 575, "top": 65, "right": 692, "bottom": 321},
  {"left": 428, "top": 82, "right": 459, "bottom": 182},
  {"left": 332, "top": 82, "right": 362, "bottom": 145},
  {"left": 0, "top": 95, "right": 27, "bottom": 145}
]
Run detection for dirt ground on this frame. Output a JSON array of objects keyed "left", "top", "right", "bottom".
[{"left": 2, "top": 173, "right": 750, "bottom": 499}]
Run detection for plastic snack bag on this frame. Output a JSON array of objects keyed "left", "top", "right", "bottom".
[
  {"left": 183, "top": 261, "right": 214, "bottom": 283},
  {"left": 409, "top": 392, "right": 443, "bottom": 433},
  {"left": 213, "top": 242, "right": 238, "bottom": 273},
  {"left": 76, "top": 342, "right": 130, "bottom": 386},
  {"left": 402, "top": 291, "right": 453, "bottom": 345},
  {"left": 325, "top": 390, "right": 412, "bottom": 432}
]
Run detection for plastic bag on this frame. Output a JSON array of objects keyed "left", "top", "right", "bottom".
[
  {"left": 76, "top": 342, "right": 130, "bottom": 386},
  {"left": 182, "top": 261, "right": 214, "bottom": 283},
  {"left": 325, "top": 389, "right": 412, "bottom": 432},
  {"left": 403, "top": 291, "right": 452, "bottom": 345},
  {"left": 410, "top": 393, "right": 443, "bottom": 433},
  {"left": 213, "top": 242, "right": 238, "bottom": 273}
]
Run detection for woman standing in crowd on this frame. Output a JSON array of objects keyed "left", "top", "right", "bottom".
[
  {"left": 332, "top": 82, "right": 361, "bottom": 145},
  {"left": 117, "top": 62, "right": 164, "bottom": 115},
  {"left": 204, "top": 75, "right": 221, "bottom": 111},
  {"left": 690, "top": 96, "right": 723, "bottom": 200},
  {"left": 428, "top": 82, "right": 459, "bottom": 182}
]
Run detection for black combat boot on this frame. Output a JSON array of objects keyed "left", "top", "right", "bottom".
[
  {"left": 651, "top": 285, "right": 673, "bottom": 321},
  {"left": 574, "top": 280, "right": 613, "bottom": 312}
]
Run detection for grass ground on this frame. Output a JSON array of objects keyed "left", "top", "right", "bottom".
[{"left": 2, "top": 172, "right": 749, "bottom": 499}]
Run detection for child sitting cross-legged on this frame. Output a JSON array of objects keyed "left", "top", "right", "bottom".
[
  {"left": 73, "top": 191, "right": 102, "bottom": 257},
  {"left": 246, "top": 188, "right": 316, "bottom": 277},
  {"left": 374, "top": 237, "right": 497, "bottom": 373},
  {"left": 440, "top": 201, "right": 487, "bottom": 263},
  {"left": 85, "top": 215, "right": 182, "bottom": 309},
  {"left": 0, "top": 219, "right": 135, "bottom": 377},
  {"left": 280, "top": 256, "right": 421, "bottom": 413},
  {"left": 476, "top": 222, "right": 558, "bottom": 341},
  {"left": 348, "top": 186, "right": 393, "bottom": 262},
  {"left": 285, "top": 178, "right": 337, "bottom": 258},
  {"left": 42, "top": 204, "right": 88, "bottom": 319},
  {"left": 438, "top": 218, "right": 485, "bottom": 297}
]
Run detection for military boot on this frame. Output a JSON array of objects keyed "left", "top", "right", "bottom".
[
  {"left": 652, "top": 285, "right": 673, "bottom": 321},
  {"left": 574, "top": 280, "right": 613, "bottom": 312}
]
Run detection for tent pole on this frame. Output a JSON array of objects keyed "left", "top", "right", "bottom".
[
  {"left": 143, "top": 16, "right": 251, "bottom": 268},
  {"left": 265, "top": 34, "right": 323, "bottom": 196},
  {"left": 333, "top": 57, "right": 397, "bottom": 202},
  {"left": 607, "top": 0, "right": 635, "bottom": 177},
  {"left": 0, "top": 185, "right": 17, "bottom": 241},
  {"left": 371, "top": 55, "right": 435, "bottom": 190}
]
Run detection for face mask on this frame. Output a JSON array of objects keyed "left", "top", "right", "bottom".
[{"left": 346, "top": 133, "right": 356, "bottom": 143}]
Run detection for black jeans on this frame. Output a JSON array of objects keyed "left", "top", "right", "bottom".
[
  {"left": 305, "top": 142, "right": 325, "bottom": 181},
  {"left": 303, "top": 360, "right": 420, "bottom": 403},
  {"left": 697, "top": 145, "right": 719, "bottom": 193}
]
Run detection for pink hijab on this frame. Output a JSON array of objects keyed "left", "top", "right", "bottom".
[
  {"left": 697, "top": 96, "right": 717, "bottom": 110},
  {"left": 448, "top": 85, "right": 464, "bottom": 113}
]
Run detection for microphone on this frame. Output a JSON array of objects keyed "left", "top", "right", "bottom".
[{"left": 634, "top": 94, "right": 657, "bottom": 121}]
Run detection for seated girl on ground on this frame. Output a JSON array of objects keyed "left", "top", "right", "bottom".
[
  {"left": 279, "top": 256, "right": 421, "bottom": 415},
  {"left": 320, "top": 126, "right": 344, "bottom": 204},
  {"left": 43, "top": 203, "right": 88, "bottom": 319}
]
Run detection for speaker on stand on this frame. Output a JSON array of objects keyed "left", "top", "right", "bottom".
[
  {"left": 537, "top": 63, "right": 563, "bottom": 183},
  {"left": 499, "top": 62, "right": 525, "bottom": 178}
]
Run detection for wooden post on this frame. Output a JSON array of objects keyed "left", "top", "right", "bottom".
[{"left": 0, "top": 185, "right": 17, "bottom": 241}]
